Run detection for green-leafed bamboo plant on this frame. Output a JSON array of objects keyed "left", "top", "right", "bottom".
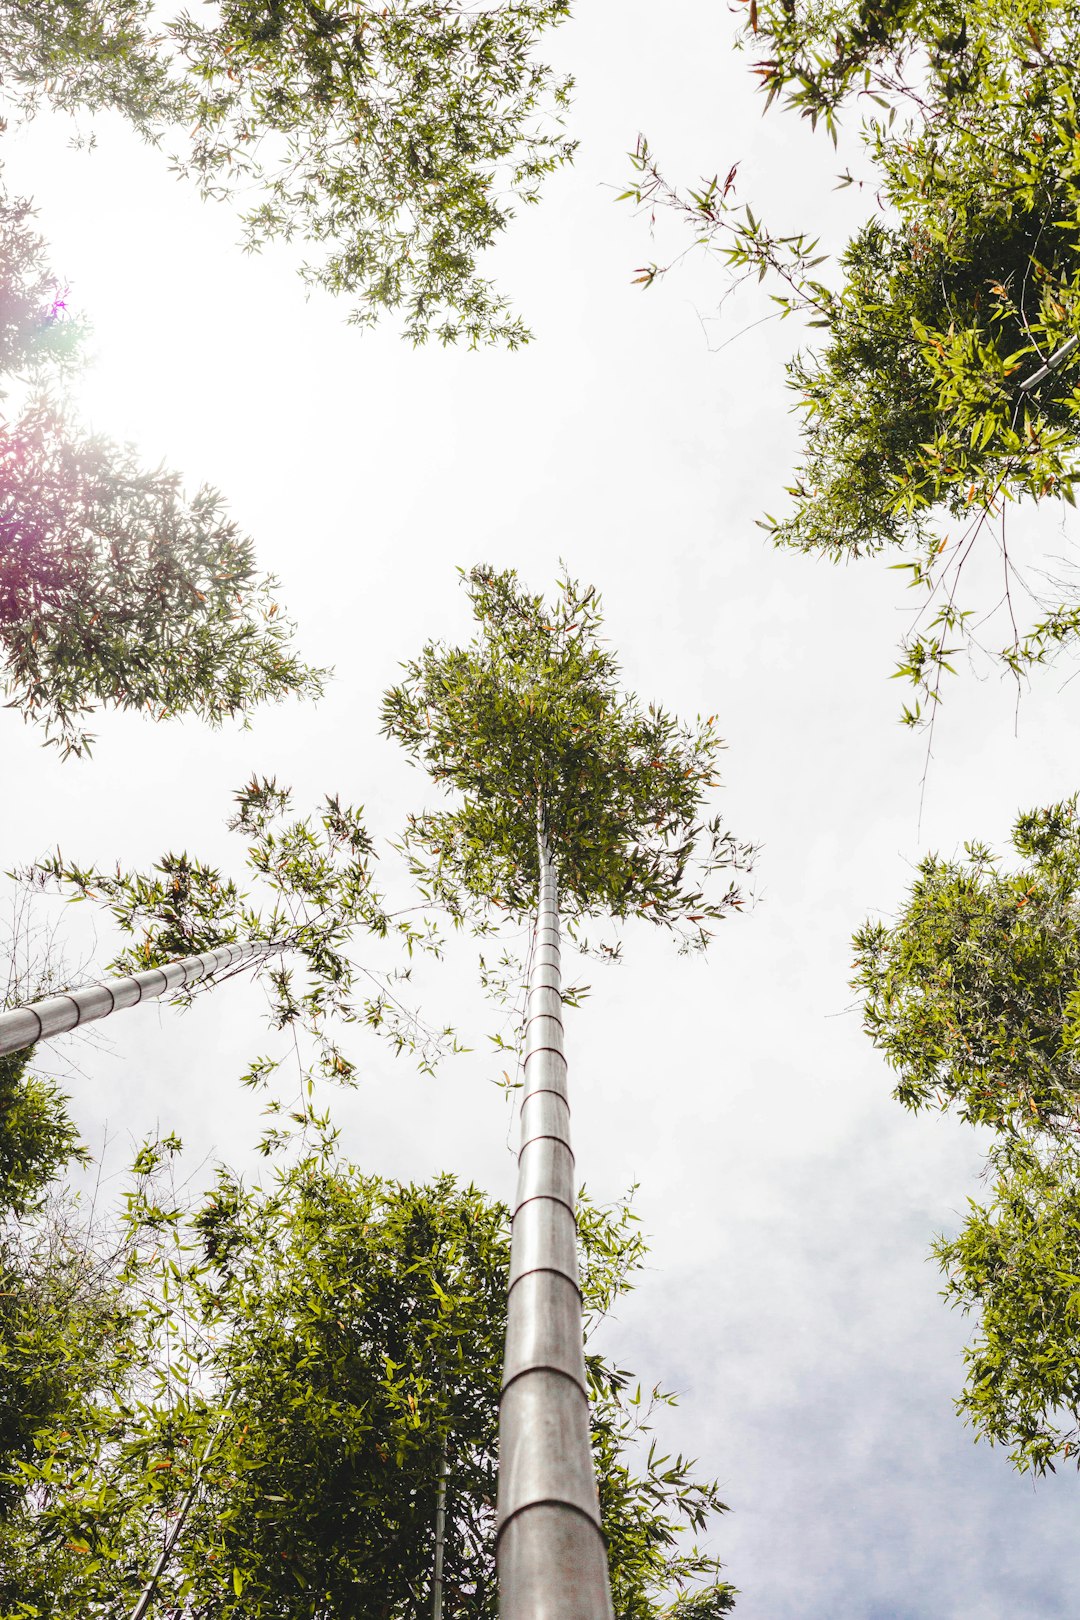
[
  {"left": 383, "top": 565, "right": 754, "bottom": 1617},
  {"left": 0, "top": 1128, "right": 737, "bottom": 1618},
  {"left": 854, "top": 797, "right": 1080, "bottom": 1474}
]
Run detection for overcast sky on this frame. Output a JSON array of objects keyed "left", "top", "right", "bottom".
[{"left": 4, "top": 4, "right": 1080, "bottom": 1617}]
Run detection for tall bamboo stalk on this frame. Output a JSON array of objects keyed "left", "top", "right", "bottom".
[
  {"left": 495, "top": 823, "right": 613, "bottom": 1619},
  {"left": 432, "top": 1436, "right": 449, "bottom": 1620},
  {"left": 0, "top": 941, "right": 281, "bottom": 1059}
]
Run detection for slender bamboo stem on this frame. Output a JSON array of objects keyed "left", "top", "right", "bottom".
[
  {"left": 495, "top": 819, "right": 613, "bottom": 1619},
  {"left": 433, "top": 1436, "right": 449, "bottom": 1620},
  {"left": 0, "top": 941, "right": 282, "bottom": 1060},
  {"left": 127, "top": 1392, "right": 235, "bottom": 1620}
]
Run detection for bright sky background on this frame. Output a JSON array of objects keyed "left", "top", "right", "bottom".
[{"left": 3, "top": 4, "right": 1080, "bottom": 1617}]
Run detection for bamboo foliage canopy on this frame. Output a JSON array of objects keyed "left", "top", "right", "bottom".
[
  {"left": 627, "top": 0, "right": 1080, "bottom": 724},
  {"left": 0, "top": 0, "right": 575, "bottom": 346},
  {"left": 852, "top": 798, "right": 1080, "bottom": 1475},
  {"left": 0, "top": 191, "right": 324, "bottom": 757},
  {"left": 853, "top": 796, "right": 1080, "bottom": 1138},
  {"left": 0, "top": 1148, "right": 736, "bottom": 1616},
  {"left": 381, "top": 566, "right": 754, "bottom": 946}
]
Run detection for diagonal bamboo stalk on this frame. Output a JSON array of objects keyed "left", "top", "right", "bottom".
[
  {"left": 0, "top": 941, "right": 282, "bottom": 1060},
  {"left": 1018, "top": 332, "right": 1080, "bottom": 392},
  {"left": 495, "top": 822, "right": 614, "bottom": 1619}
]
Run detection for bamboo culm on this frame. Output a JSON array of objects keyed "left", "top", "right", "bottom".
[
  {"left": 0, "top": 941, "right": 282, "bottom": 1060},
  {"left": 495, "top": 822, "right": 614, "bottom": 1619},
  {"left": 432, "top": 1437, "right": 449, "bottom": 1620}
]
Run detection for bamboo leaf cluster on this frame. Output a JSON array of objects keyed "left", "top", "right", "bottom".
[
  {"left": 173, "top": 0, "right": 575, "bottom": 346},
  {"left": 382, "top": 566, "right": 753, "bottom": 950},
  {"left": 0, "top": 0, "right": 188, "bottom": 134},
  {"left": 853, "top": 798, "right": 1080, "bottom": 1133},
  {"left": 935, "top": 1141, "right": 1080, "bottom": 1475},
  {"left": 1, "top": 0, "right": 575, "bottom": 345},
  {"left": 854, "top": 798, "right": 1080, "bottom": 1472},
  {"left": 628, "top": 0, "right": 1080, "bottom": 719},
  {"left": 35, "top": 775, "right": 452, "bottom": 1095},
  {"left": 0, "top": 193, "right": 324, "bottom": 756}
]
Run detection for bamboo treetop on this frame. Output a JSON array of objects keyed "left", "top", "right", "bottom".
[{"left": 382, "top": 566, "right": 754, "bottom": 948}]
